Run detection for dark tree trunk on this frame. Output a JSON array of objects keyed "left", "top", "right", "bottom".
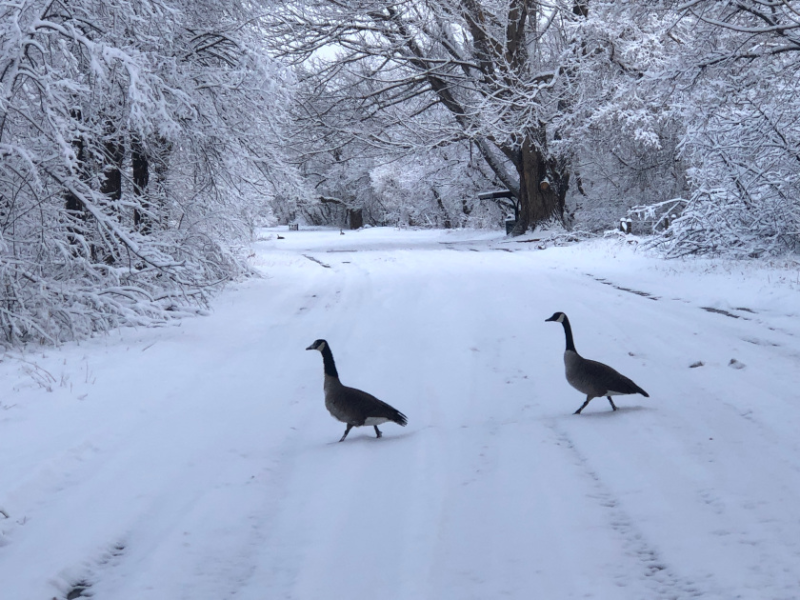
[
  {"left": 511, "top": 135, "right": 567, "bottom": 235},
  {"left": 97, "top": 121, "right": 125, "bottom": 263},
  {"left": 64, "top": 137, "right": 86, "bottom": 216},
  {"left": 132, "top": 137, "right": 151, "bottom": 234},
  {"left": 100, "top": 134, "right": 124, "bottom": 204},
  {"left": 347, "top": 207, "right": 363, "bottom": 230},
  {"left": 434, "top": 190, "right": 452, "bottom": 228}
]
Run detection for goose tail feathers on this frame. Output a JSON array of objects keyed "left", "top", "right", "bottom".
[{"left": 391, "top": 409, "right": 408, "bottom": 427}]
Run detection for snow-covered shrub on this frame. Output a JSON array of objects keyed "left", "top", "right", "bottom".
[
  {"left": 645, "top": 0, "right": 800, "bottom": 257},
  {"left": 659, "top": 85, "right": 800, "bottom": 257}
]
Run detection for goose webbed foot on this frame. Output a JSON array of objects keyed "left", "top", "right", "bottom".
[
  {"left": 607, "top": 396, "right": 618, "bottom": 411},
  {"left": 574, "top": 396, "right": 593, "bottom": 415},
  {"left": 339, "top": 424, "right": 353, "bottom": 442},
  {"left": 374, "top": 425, "right": 382, "bottom": 438}
]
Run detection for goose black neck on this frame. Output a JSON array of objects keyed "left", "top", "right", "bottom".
[
  {"left": 321, "top": 345, "right": 339, "bottom": 378},
  {"left": 561, "top": 317, "right": 577, "bottom": 352}
]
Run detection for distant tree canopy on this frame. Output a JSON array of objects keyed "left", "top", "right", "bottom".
[
  {"left": 265, "top": 0, "right": 800, "bottom": 256},
  {"left": 265, "top": 0, "right": 590, "bottom": 234}
]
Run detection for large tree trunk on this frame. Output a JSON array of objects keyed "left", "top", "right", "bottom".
[
  {"left": 511, "top": 135, "right": 567, "bottom": 235},
  {"left": 132, "top": 137, "right": 151, "bottom": 234},
  {"left": 64, "top": 136, "right": 87, "bottom": 247},
  {"left": 98, "top": 126, "right": 124, "bottom": 263},
  {"left": 100, "top": 131, "right": 124, "bottom": 204}
]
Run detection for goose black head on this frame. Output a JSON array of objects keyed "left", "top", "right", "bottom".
[
  {"left": 545, "top": 312, "right": 567, "bottom": 323},
  {"left": 306, "top": 339, "right": 328, "bottom": 352}
]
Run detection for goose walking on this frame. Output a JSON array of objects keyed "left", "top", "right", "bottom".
[
  {"left": 306, "top": 339, "right": 408, "bottom": 441},
  {"left": 545, "top": 312, "right": 649, "bottom": 414}
]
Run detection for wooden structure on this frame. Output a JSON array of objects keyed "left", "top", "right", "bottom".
[{"left": 479, "top": 189, "right": 518, "bottom": 233}]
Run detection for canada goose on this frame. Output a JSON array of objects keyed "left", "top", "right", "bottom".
[
  {"left": 306, "top": 339, "right": 408, "bottom": 441},
  {"left": 545, "top": 312, "right": 649, "bottom": 414}
]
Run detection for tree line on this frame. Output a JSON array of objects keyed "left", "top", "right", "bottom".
[
  {"left": 268, "top": 0, "right": 800, "bottom": 257},
  {"left": 2, "top": 0, "right": 798, "bottom": 344}
]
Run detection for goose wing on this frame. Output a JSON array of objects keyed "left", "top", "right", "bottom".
[
  {"left": 342, "top": 385, "right": 408, "bottom": 426},
  {"left": 582, "top": 358, "right": 649, "bottom": 397}
]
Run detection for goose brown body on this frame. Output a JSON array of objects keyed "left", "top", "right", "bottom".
[
  {"left": 546, "top": 312, "right": 649, "bottom": 414},
  {"left": 307, "top": 339, "right": 407, "bottom": 441}
]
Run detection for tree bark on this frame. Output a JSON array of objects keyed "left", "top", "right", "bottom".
[
  {"left": 100, "top": 129, "right": 124, "bottom": 204},
  {"left": 97, "top": 122, "right": 125, "bottom": 263},
  {"left": 347, "top": 207, "right": 363, "bottom": 230},
  {"left": 132, "top": 137, "right": 151, "bottom": 234},
  {"left": 511, "top": 135, "right": 568, "bottom": 235}
]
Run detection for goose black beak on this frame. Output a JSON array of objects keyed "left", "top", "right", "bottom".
[{"left": 306, "top": 344, "right": 314, "bottom": 350}]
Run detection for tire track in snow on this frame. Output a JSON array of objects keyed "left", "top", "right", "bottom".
[
  {"left": 562, "top": 269, "right": 800, "bottom": 599},
  {"left": 98, "top": 342, "right": 322, "bottom": 598},
  {"left": 301, "top": 254, "right": 331, "bottom": 268},
  {"left": 221, "top": 252, "right": 423, "bottom": 599},
  {"left": 583, "top": 272, "right": 800, "bottom": 351},
  {"left": 546, "top": 420, "right": 711, "bottom": 600},
  {"left": 53, "top": 540, "right": 127, "bottom": 600},
  {"left": 17, "top": 256, "right": 335, "bottom": 600}
]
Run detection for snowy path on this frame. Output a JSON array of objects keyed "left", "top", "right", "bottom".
[{"left": 1, "top": 228, "right": 800, "bottom": 599}]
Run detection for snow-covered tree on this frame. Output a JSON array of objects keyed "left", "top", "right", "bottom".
[
  {"left": 289, "top": 113, "right": 505, "bottom": 230},
  {"left": 0, "top": 0, "right": 300, "bottom": 344},
  {"left": 548, "top": 2, "right": 689, "bottom": 231},
  {"left": 265, "top": 0, "right": 602, "bottom": 234},
  {"left": 646, "top": 0, "right": 800, "bottom": 256}
]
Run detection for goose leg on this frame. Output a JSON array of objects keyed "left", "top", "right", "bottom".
[
  {"left": 374, "top": 425, "right": 383, "bottom": 438},
  {"left": 574, "top": 396, "right": 593, "bottom": 415},
  {"left": 339, "top": 424, "right": 354, "bottom": 442},
  {"left": 607, "top": 396, "right": 618, "bottom": 411}
]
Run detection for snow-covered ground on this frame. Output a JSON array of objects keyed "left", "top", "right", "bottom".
[{"left": 2, "top": 227, "right": 800, "bottom": 600}]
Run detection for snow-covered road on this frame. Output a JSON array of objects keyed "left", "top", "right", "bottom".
[{"left": 2, "top": 228, "right": 800, "bottom": 599}]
